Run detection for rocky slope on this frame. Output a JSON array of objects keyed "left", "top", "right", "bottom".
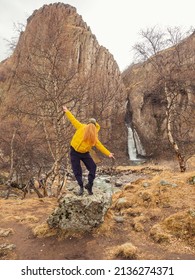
[{"left": 1, "top": 161, "right": 195, "bottom": 260}]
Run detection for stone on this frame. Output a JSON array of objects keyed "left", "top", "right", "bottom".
[
  {"left": 47, "top": 189, "right": 112, "bottom": 232},
  {"left": 0, "top": 228, "right": 14, "bottom": 237},
  {"left": 115, "top": 180, "right": 123, "bottom": 187},
  {"left": 171, "top": 183, "right": 178, "bottom": 188},
  {"left": 142, "top": 182, "right": 151, "bottom": 188},
  {"left": 114, "top": 216, "right": 124, "bottom": 223},
  {"left": 188, "top": 176, "right": 195, "bottom": 185},
  {"left": 188, "top": 209, "right": 195, "bottom": 217},
  {"left": 160, "top": 180, "right": 171, "bottom": 186},
  {"left": 0, "top": 243, "right": 16, "bottom": 252}
]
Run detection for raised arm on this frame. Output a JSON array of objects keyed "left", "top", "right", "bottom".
[{"left": 63, "top": 106, "right": 82, "bottom": 129}]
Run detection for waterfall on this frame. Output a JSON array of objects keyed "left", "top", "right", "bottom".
[
  {"left": 134, "top": 129, "right": 146, "bottom": 157},
  {"left": 127, "top": 124, "right": 146, "bottom": 161},
  {"left": 125, "top": 98, "right": 146, "bottom": 161},
  {"left": 127, "top": 125, "right": 137, "bottom": 160}
]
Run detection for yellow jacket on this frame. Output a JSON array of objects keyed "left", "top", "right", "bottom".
[{"left": 65, "top": 110, "right": 111, "bottom": 156}]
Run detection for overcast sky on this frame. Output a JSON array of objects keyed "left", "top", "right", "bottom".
[{"left": 0, "top": 0, "right": 194, "bottom": 70}]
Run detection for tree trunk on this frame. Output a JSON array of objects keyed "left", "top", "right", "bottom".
[{"left": 165, "top": 84, "right": 186, "bottom": 172}]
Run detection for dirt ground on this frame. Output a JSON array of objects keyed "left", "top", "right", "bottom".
[{"left": 0, "top": 160, "right": 195, "bottom": 260}]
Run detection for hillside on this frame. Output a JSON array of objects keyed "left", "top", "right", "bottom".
[
  {"left": 122, "top": 32, "right": 195, "bottom": 158},
  {"left": 1, "top": 160, "right": 195, "bottom": 260}
]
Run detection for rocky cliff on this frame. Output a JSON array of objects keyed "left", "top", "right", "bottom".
[
  {"left": 122, "top": 33, "right": 195, "bottom": 158},
  {"left": 0, "top": 3, "right": 127, "bottom": 163}
]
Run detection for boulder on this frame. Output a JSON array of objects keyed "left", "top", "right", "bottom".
[{"left": 47, "top": 189, "right": 112, "bottom": 232}]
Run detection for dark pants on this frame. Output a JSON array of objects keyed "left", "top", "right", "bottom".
[{"left": 70, "top": 146, "right": 97, "bottom": 187}]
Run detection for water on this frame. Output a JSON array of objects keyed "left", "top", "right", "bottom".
[
  {"left": 134, "top": 129, "right": 146, "bottom": 157},
  {"left": 127, "top": 125, "right": 146, "bottom": 161},
  {"left": 127, "top": 126, "right": 137, "bottom": 160}
]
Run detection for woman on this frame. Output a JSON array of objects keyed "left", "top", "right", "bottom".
[{"left": 63, "top": 105, "right": 115, "bottom": 195}]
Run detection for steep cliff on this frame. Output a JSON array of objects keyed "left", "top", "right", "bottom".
[
  {"left": 122, "top": 33, "right": 195, "bottom": 158},
  {"left": 0, "top": 3, "right": 127, "bottom": 164}
]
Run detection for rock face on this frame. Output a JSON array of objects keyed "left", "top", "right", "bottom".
[
  {"left": 47, "top": 190, "right": 111, "bottom": 232},
  {"left": 123, "top": 33, "right": 195, "bottom": 157},
  {"left": 0, "top": 3, "right": 127, "bottom": 161}
]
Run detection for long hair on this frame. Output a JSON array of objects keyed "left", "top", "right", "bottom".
[{"left": 83, "top": 123, "right": 98, "bottom": 146}]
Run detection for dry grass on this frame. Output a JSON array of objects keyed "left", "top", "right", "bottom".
[
  {"left": 0, "top": 197, "right": 57, "bottom": 222},
  {"left": 94, "top": 210, "right": 115, "bottom": 237},
  {"left": 150, "top": 225, "right": 172, "bottom": 243},
  {"left": 112, "top": 168, "right": 195, "bottom": 212},
  {"left": 186, "top": 154, "right": 195, "bottom": 170},
  {"left": 103, "top": 164, "right": 195, "bottom": 256},
  {"left": 149, "top": 210, "right": 195, "bottom": 247},
  {"left": 163, "top": 211, "right": 195, "bottom": 239},
  {"left": 14, "top": 215, "right": 39, "bottom": 224},
  {"left": 1, "top": 162, "right": 195, "bottom": 259},
  {"left": 33, "top": 223, "right": 57, "bottom": 238},
  {"left": 111, "top": 242, "right": 138, "bottom": 259},
  {"left": 115, "top": 165, "right": 167, "bottom": 172},
  {"left": 132, "top": 215, "right": 149, "bottom": 232}
]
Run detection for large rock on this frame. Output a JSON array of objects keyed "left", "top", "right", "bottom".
[
  {"left": 47, "top": 189, "right": 112, "bottom": 232},
  {"left": 0, "top": 3, "right": 127, "bottom": 161}
]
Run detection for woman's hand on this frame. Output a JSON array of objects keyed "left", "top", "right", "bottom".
[
  {"left": 62, "top": 105, "right": 68, "bottom": 112},
  {"left": 109, "top": 153, "right": 115, "bottom": 159}
]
